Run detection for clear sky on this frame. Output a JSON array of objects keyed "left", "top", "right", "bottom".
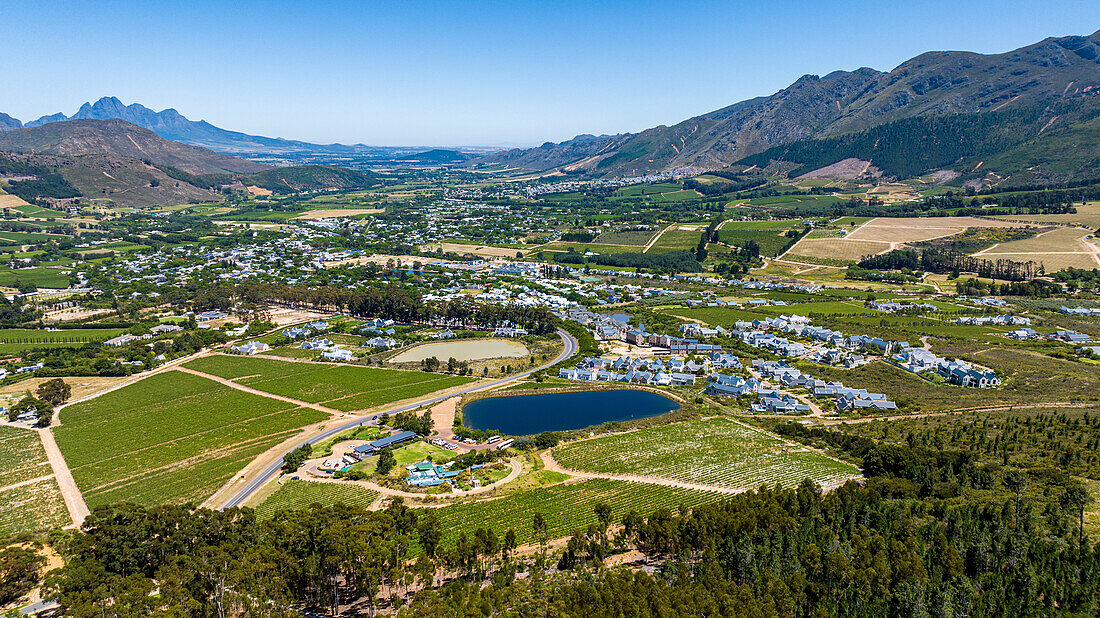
[{"left": 2, "top": 0, "right": 1098, "bottom": 147}]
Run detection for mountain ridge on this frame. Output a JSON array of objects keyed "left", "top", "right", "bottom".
[
  {"left": 475, "top": 29, "right": 1100, "bottom": 177},
  {"left": 0, "top": 118, "right": 272, "bottom": 175}
]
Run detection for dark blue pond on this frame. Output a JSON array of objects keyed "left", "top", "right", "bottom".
[{"left": 463, "top": 389, "right": 680, "bottom": 435}]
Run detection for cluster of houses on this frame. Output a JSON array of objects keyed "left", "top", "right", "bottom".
[
  {"left": 1060, "top": 306, "right": 1100, "bottom": 316},
  {"left": 559, "top": 355, "right": 704, "bottom": 386},
  {"left": 300, "top": 338, "right": 357, "bottom": 361},
  {"left": 869, "top": 301, "right": 938, "bottom": 313},
  {"left": 320, "top": 430, "right": 419, "bottom": 472},
  {"left": 892, "top": 347, "right": 1000, "bottom": 387},
  {"left": 282, "top": 320, "right": 330, "bottom": 339},
  {"left": 493, "top": 324, "right": 528, "bottom": 337},
  {"left": 1054, "top": 329, "right": 1093, "bottom": 343},
  {"left": 230, "top": 341, "right": 270, "bottom": 355},
  {"left": 359, "top": 318, "right": 397, "bottom": 336},
  {"left": 752, "top": 359, "right": 898, "bottom": 412},
  {"left": 734, "top": 315, "right": 888, "bottom": 365},
  {"left": 954, "top": 315, "right": 1030, "bottom": 326},
  {"left": 405, "top": 460, "right": 464, "bottom": 487},
  {"left": 105, "top": 323, "right": 183, "bottom": 347}
]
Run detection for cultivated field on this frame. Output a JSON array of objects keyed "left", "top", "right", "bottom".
[
  {"left": 432, "top": 478, "right": 724, "bottom": 548},
  {"left": 427, "top": 242, "right": 525, "bottom": 258},
  {"left": 783, "top": 238, "right": 891, "bottom": 262},
  {"left": 55, "top": 370, "right": 327, "bottom": 508},
  {"left": 389, "top": 339, "right": 528, "bottom": 363},
  {"left": 553, "top": 418, "right": 860, "bottom": 490},
  {"left": 976, "top": 227, "right": 1100, "bottom": 270},
  {"left": 183, "top": 355, "right": 473, "bottom": 412},
  {"left": 593, "top": 230, "right": 656, "bottom": 246},
  {"left": 647, "top": 228, "right": 702, "bottom": 253},
  {"left": 0, "top": 327, "right": 128, "bottom": 355},
  {"left": 991, "top": 202, "right": 1100, "bottom": 229},
  {"left": 0, "top": 376, "right": 131, "bottom": 402},
  {"left": 540, "top": 242, "right": 641, "bottom": 255},
  {"left": 0, "top": 426, "right": 69, "bottom": 534},
  {"left": 0, "top": 193, "right": 30, "bottom": 208},
  {"left": 844, "top": 217, "right": 1020, "bottom": 244},
  {"left": 717, "top": 223, "right": 800, "bottom": 257},
  {"left": 292, "top": 208, "right": 383, "bottom": 219},
  {"left": 254, "top": 480, "right": 379, "bottom": 519}
]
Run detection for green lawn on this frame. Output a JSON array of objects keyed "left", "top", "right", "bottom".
[
  {"left": 55, "top": 370, "right": 327, "bottom": 508},
  {"left": 182, "top": 355, "right": 473, "bottom": 412},
  {"left": 0, "top": 425, "right": 69, "bottom": 534},
  {"left": 553, "top": 417, "right": 859, "bottom": 490}
]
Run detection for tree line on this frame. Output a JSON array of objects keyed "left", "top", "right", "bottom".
[
  {"left": 857, "top": 247, "right": 1044, "bottom": 281},
  {"left": 193, "top": 282, "right": 559, "bottom": 335}
]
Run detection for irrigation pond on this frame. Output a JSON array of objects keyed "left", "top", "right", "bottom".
[{"left": 463, "top": 389, "right": 679, "bottom": 435}]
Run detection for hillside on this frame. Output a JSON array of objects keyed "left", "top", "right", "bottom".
[
  {"left": 477, "top": 30, "right": 1100, "bottom": 177},
  {"left": 738, "top": 96, "right": 1100, "bottom": 185},
  {"left": 0, "top": 119, "right": 271, "bottom": 175},
  {"left": 20, "top": 96, "right": 414, "bottom": 159},
  {"left": 239, "top": 165, "right": 380, "bottom": 193},
  {"left": 395, "top": 149, "right": 472, "bottom": 164},
  {"left": 0, "top": 121, "right": 381, "bottom": 207},
  {"left": 0, "top": 113, "right": 21, "bottom": 131}
]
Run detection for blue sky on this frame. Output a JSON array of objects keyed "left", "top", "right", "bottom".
[{"left": 2, "top": 0, "right": 1098, "bottom": 147}]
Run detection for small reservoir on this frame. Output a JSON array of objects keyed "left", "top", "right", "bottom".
[{"left": 463, "top": 389, "right": 680, "bottom": 435}]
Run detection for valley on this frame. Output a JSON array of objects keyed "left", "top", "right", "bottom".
[{"left": 1, "top": 18, "right": 1100, "bottom": 618}]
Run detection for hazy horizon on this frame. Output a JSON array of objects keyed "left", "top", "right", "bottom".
[{"left": 2, "top": 0, "right": 1098, "bottom": 148}]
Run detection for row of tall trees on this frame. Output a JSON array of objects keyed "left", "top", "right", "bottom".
[
  {"left": 193, "top": 282, "right": 558, "bottom": 335},
  {"left": 858, "top": 247, "right": 1044, "bottom": 281}
]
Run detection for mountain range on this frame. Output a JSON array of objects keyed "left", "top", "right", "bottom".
[
  {"left": 4, "top": 96, "right": 363, "bottom": 157},
  {"left": 0, "top": 118, "right": 379, "bottom": 209},
  {"left": 477, "top": 30, "right": 1100, "bottom": 180}
]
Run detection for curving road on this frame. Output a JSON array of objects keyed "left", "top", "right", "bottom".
[{"left": 219, "top": 327, "right": 578, "bottom": 510}]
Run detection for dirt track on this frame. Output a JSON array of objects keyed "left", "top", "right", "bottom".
[{"left": 176, "top": 366, "right": 346, "bottom": 416}]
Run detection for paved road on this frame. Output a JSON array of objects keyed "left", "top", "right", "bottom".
[{"left": 219, "top": 328, "right": 578, "bottom": 510}]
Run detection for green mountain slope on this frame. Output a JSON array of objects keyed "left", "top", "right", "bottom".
[
  {"left": 737, "top": 96, "right": 1100, "bottom": 185},
  {"left": 477, "top": 30, "right": 1100, "bottom": 177},
  {"left": 0, "top": 119, "right": 270, "bottom": 175}
]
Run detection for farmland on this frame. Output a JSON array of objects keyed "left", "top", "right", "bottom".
[
  {"left": 593, "top": 230, "right": 656, "bottom": 246},
  {"left": 552, "top": 417, "right": 860, "bottom": 490},
  {"left": 0, "top": 425, "right": 69, "bottom": 534},
  {"left": 975, "top": 226, "right": 1100, "bottom": 271},
  {"left": 716, "top": 224, "right": 798, "bottom": 257},
  {"left": 0, "top": 327, "right": 128, "bottom": 354},
  {"left": 539, "top": 242, "right": 641, "bottom": 255},
  {"left": 844, "top": 217, "right": 1019, "bottom": 244},
  {"left": 182, "top": 354, "right": 474, "bottom": 412},
  {"left": 647, "top": 228, "right": 702, "bottom": 253},
  {"left": 255, "top": 480, "right": 379, "bottom": 520},
  {"left": 990, "top": 201, "right": 1100, "bottom": 229},
  {"left": 55, "top": 370, "right": 327, "bottom": 508},
  {"left": 783, "top": 237, "right": 891, "bottom": 262},
  {"left": 431, "top": 478, "right": 724, "bottom": 549},
  {"left": 0, "top": 266, "right": 72, "bottom": 289}
]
